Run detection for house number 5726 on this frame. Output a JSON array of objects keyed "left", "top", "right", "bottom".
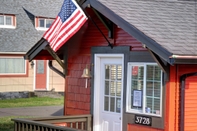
[{"left": 134, "top": 115, "right": 152, "bottom": 126}]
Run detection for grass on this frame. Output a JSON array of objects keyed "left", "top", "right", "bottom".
[
  {"left": 0, "top": 97, "right": 64, "bottom": 108},
  {"left": 0, "top": 97, "right": 64, "bottom": 131},
  {"left": 0, "top": 116, "right": 31, "bottom": 131}
]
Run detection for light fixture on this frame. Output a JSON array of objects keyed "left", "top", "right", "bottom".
[
  {"left": 81, "top": 65, "right": 92, "bottom": 88},
  {"left": 30, "top": 61, "right": 34, "bottom": 69}
]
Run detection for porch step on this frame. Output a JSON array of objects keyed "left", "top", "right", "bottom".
[{"left": 32, "top": 91, "right": 64, "bottom": 98}]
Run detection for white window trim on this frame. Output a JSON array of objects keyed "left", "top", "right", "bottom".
[
  {"left": 35, "top": 18, "right": 54, "bottom": 31},
  {"left": 126, "top": 62, "right": 163, "bottom": 117},
  {"left": 0, "top": 56, "right": 27, "bottom": 75},
  {"left": 35, "top": 27, "right": 48, "bottom": 31},
  {"left": 0, "top": 15, "right": 16, "bottom": 29}
]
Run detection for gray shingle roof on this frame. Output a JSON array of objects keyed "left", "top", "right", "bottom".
[
  {"left": 94, "top": 0, "right": 197, "bottom": 56},
  {"left": 0, "top": 0, "right": 63, "bottom": 53}
]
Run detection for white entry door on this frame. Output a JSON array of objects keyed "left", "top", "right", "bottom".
[{"left": 93, "top": 54, "right": 124, "bottom": 131}]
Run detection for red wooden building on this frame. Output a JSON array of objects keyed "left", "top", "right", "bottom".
[{"left": 23, "top": 0, "right": 197, "bottom": 131}]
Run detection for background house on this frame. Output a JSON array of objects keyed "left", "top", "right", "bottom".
[{"left": 0, "top": 0, "right": 65, "bottom": 99}]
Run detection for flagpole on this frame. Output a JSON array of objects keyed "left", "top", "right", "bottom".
[{"left": 75, "top": 0, "right": 113, "bottom": 48}]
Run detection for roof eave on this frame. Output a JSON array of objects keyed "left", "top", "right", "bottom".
[
  {"left": 170, "top": 55, "right": 197, "bottom": 64},
  {"left": 24, "top": 38, "right": 48, "bottom": 61}
]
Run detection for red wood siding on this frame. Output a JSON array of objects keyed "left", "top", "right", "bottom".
[
  {"left": 166, "top": 65, "right": 197, "bottom": 131},
  {"left": 177, "top": 65, "right": 197, "bottom": 131},
  {"left": 115, "top": 28, "right": 146, "bottom": 51},
  {"left": 64, "top": 16, "right": 146, "bottom": 115},
  {"left": 128, "top": 124, "right": 163, "bottom": 131},
  {"left": 165, "top": 65, "right": 180, "bottom": 131}
]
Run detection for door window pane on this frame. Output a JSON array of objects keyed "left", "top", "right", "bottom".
[
  {"left": 37, "top": 60, "right": 44, "bottom": 74},
  {"left": 104, "top": 96, "right": 109, "bottom": 111},
  {"left": 110, "top": 81, "right": 116, "bottom": 96},
  {"left": 105, "top": 81, "right": 109, "bottom": 95},
  {"left": 111, "top": 65, "right": 116, "bottom": 80},
  {"left": 116, "top": 82, "right": 121, "bottom": 96},
  {"left": 105, "top": 65, "right": 110, "bottom": 79},
  {"left": 110, "top": 97, "right": 115, "bottom": 112},
  {"left": 116, "top": 98, "right": 121, "bottom": 113}
]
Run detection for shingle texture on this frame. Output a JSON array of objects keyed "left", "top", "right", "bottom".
[
  {"left": 0, "top": 0, "right": 63, "bottom": 52},
  {"left": 96, "top": 0, "right": 197, "bottom": 55}
]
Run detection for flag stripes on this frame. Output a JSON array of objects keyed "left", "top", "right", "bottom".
[{"left": 43, "top": 0, "right": 87, "bottom": 52}]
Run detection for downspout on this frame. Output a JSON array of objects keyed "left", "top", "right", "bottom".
[
  {"left": 179, "top": 72, "right": 197, "bottom": 131},
  {"left": 48, "top": 60, "right": 65, "bottom": 78}
]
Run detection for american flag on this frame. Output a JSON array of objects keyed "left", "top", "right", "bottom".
[{"left": 43, "top": 0, "right": 88, "bottom": 52}]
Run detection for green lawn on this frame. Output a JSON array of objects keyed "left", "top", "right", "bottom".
[
  {"left": 0, "top": 116, "right": 31, "bottom": 131},
  {"left": 0, "top": 97, "right": 64, "bottom": 131},
  {"left": 0, "top": 97, "right": 64, "bottom": 108}
]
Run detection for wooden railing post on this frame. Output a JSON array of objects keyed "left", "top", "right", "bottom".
[{"left": 86, "top": 115, "right": 92, "bottom": 131}]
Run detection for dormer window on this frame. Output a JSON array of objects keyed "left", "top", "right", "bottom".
[
  {"left": 35, "top": 17, "right": 54, "bottom": 31},
  {"left": 0, "top": 14, "right": 16, "bottom": 28}
]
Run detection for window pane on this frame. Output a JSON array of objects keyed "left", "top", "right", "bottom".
[
  {"left": 111, "top": 65, "right": 116, "bottom": 80},
  {"left": 110, "top": 81, "right": 116, "bottom": 96},
  {"left": 104, "top": 96, "right": 109, "bottom": 111},
  {"left": 110, "top": 97, "right": 115, "bottom": 112},
  {"left": 116, "top": 81, "right": 121, "bottom": 96},
  {"left": 146, "top": 81, "right": 153, "bottom": 96},
  {"left": 146, "top": 97, "right": 153, "bottom": 113},
  {"left": 154, "top": 98, "right": 160, "bottom": 115},
  {"left": 46, "top": 19, "right": 53, "bottom": 28},
  {"left": 105, "top": 81, "right": 109, "bottom": 95},
  {"left": 147, "top": 65, "right": 154, "bottom": 80},
  {"left": 130, "top": 65, "right": 144, "bottom": 111},
  {"left": 6, "top": 58, "right": 14, "bottom": 73},
  {"left": 5, "top": 16, "right": 12, "bottom": 25},
  {"left": 145, "top": 65, "right": 161, "bottom": 115},
  {"left": 117, "top": 65, "right": 122, "bottom": 80},
  {"left": 132, "top": 66, "right": 144, "bottom": 80},
  {"left": 0, "top": 58, "right": 6, "bottom": 73},
  {"left": 154, "top": 66, "right": 161, "bottom": 81},
  {"left": 154, "top": 82, "right": 161, "bottom": 97},
  {"left": 0, "top": 58, "right": 25, "bottom": 74},
  {"left": 116, "top": 98, "right": 121, "bottom": 113},
  {"left": 0, "top": 16, "right": 4, "bottom": 25},
  {"left": 105, "top": 65, "right": 110, "bottom": 79},
  {"left": 39, "top": 19, "right": 44, "bottom": 27}
]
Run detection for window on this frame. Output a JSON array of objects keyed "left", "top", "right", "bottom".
[
  {"left": 35, "top": 17, "right": 54, "bottom": 30},
  {"left": 0, "top": 57, "right": 26, "bottom": 75},
  {"left": 0, "top": 14, "right": 16, "bottom": 28},
  {"left": 126, "top": 63, "right": 163, "bottom": 117}
]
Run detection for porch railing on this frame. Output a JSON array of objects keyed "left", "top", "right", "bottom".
[{"left": 12, "top": 114, "right": 92, "bottom": 131}]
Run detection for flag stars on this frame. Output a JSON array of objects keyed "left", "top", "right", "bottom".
[{"left": 59, "top": 0, "right": 77, "bottom": 21}]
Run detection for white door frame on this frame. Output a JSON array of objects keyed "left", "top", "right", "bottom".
[{"left": 93, "top": 54, "right": 124, "bottom": 131}]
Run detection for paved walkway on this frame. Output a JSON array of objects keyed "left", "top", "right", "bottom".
[{"left": 0, "top": 105, "right": 64, "bottom": 117}]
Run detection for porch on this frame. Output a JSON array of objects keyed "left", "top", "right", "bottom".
[{"left": 12, "top": 114, "right": 92, "bottom": 131}]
